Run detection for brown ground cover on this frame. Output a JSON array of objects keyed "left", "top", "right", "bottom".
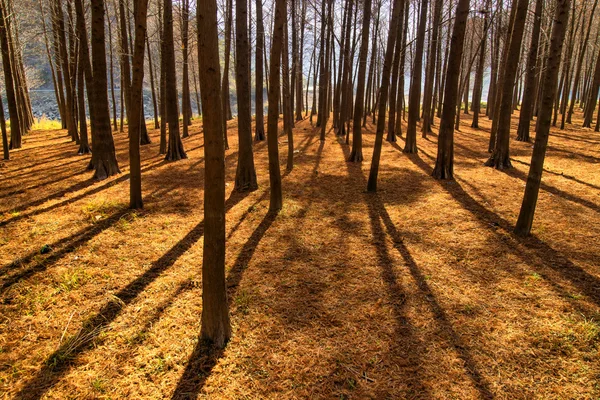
[{"left": 0, "top": 111, "right": 599, "bottom": 399}]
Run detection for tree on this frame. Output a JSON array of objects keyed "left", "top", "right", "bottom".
[
  {"left": 76, "top": 31, "right": 91, "bottom": 155},
  {"left": 516, "top": 0, "right": 543, "bottom": 142},
  {"left": 0, "top": 0, "right": 22, "bottom": 150},
  {"left": 74, "top": 0, "right": 94, "bottom": 155},
  {"left": 89, "top": 0, "right": 120, "bottom": 180},
  {"left": 485, "top": 0, "right": 529, "bottom": 169},
  {"left": 432, "top": 0, "right": 471, "bottom": 180},
  {"left": 515, "top": 0, "right": 571, "bottom": 236},
  {"left": 348, "top": 0, "right": 372, "bottom": 162},
  {"left": 164, "top": 0, "right": 187, "bottom": 161},
  {"left": 404, "top": 0, "right": 428, "bottom": 154},
  {"left": 267, "top": 0, "right": 286, "bottom": 212},
  {"left": 0, "top": 94, "right": 8, "bottom": 160},
  {"left": 254, "top": 0, "right": 266, "bottom": 141},
  {"left": 471, "top": 2, "right": 490, "bottom": 129},
  {"left": 181, "top": 0, "right": 191, "bottom": 138},
  {"left": 422, "top": 0, "right": 444, "bottom": 137},
  {"left": 234, "top": 0, "right": 259, "bottom": 191},
  {"left": 128, "top": 0, "right": 150, "bottom": 209},
  {"left": 53, "top": 0, "right": 78, "bottom": 144},
  {"left": 366, "top": 0, "right": 403, "bottom": 192},
  {"left": 197, "top": 0, "right": 232, "bottom": 348}
]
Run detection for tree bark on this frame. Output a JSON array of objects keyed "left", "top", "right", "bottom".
[
  {"left": 234, "top": 0, "right": 259, "bottom": 191},
  {"left": 197, "top": 0, "right": 232, "bottom": 348},
  {"left": 266, "top": 0, "right": 286, "bottom": 212},
  {"left": 515, "top": 0, "right": 570, "bottom": 236},
  {"left": 485, "top": 0, "right": 529, "bottom": 169},
  {"left": 164, "top": 0, "right": 186, "bottom": 161},
  {"left": 348, "top": 0, "right": 372, "bottom": 162},
  {"left": 432, "top": 0, "right": 470, "bottom": 180},
  {"left": 367, "top": 0, "right": 403, "bottom": 192},
  {"left": 404, "top": 0, "right": 428, "bottom": 154},
  {"left": 89, "top": 0, "right": 120, "bottom": 180},
  {"left": 255, "top": 0, "right": 266, "bottom": 140}
]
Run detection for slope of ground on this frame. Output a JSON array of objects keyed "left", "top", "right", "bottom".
[{"left": 0, "top": 111, "right": 599, "bottom": 399}]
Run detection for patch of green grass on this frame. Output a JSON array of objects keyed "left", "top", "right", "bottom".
[
  {"left": 54, "top": 268, "right": 90, "bottom": 294},
  {"left": 91, "top": 378, "right": 106, "bottom": 393},
  {"left": 81, "top": 198, "right": 124, "bottom": 222},
  {"left": 235, "top": 290, "right": 251, "bottom": 315}
]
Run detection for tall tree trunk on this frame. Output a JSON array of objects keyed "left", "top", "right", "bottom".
[
  {"left": 255, "top": 0, "right": 266, "bottom": 140},
  {"left": 107, "top": 11, "right": 118, "bottom": 132},
  {"left": 583, "top": 42, "right": 600, "bottom": 128},
  {"left": 197, "top": 0, "right": 232, "bottom": 348},
  {"left": 234, "top": 0, "right": 259, "bottom": 190},
  {"left": 404, "top": 0, "right": 428, "bottom": 154},
  {"left": 516, "top": 0, "right": 543, "bottom": 141},
  {"left": 54, "top": 0, "right": 78, "bottom": 143},
  {"left": 348, "top": 0, "right": 372, "bottom": 162},
  {"left": 472, "top": 1, "right": 490, "bottom": 129},
  {"left": 129, "top": 0, "right": 149, "bottom": 209},
  {"left": 0, "top": 90, "right": 8, "bottom": 159},
  {"left": 432, "top": 0, "right": 470, "bottom": 180},
  {"left": 282, "top": 10, "right": 294, "bottom": 170},
  {"left": 266, "top": 0, "right": 286, "bottom": 212},
  {"left": 164, "top": 0, "right": 186, "bottom": 160},
  {"left": 147, "top": 33, "right": 159, "bottom": 129},
  {"left": 89, "top": 0, "right": 120, "bottom": 180},
  {"left": 515, "top": 0, "right": 570, "bottom": 236},
  {"left": 77, "top": 36, "right": 91, "bottom": 155},
  {"left": 485, "top": 0, "right": 529, "bottom": 169},
  {"left": 565, "top": 0, "right": 598, "bottom": 124},
  {"left": 422, "top": 0, "right": 443, "bottom": 137},
  {"left": 367, "top": 0, "right": 403, "bottom": 192},
  {"left": 0, "top": 0, "right": 21, "bottom": 149},
  {"left": 181, "top": 0, "right": 191, "bottom": 138}
]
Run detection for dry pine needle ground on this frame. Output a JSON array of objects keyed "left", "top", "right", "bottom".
[{"left": 0, "top": 110, "right": 599, "bottom": 399}]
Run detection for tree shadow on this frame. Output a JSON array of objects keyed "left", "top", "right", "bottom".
[
  {"left": 369, "top": 192, "right": 495, "bottom": 399},
  {"left": 170, "top": 210, "right": 278, "bottom": 400},
  {"left": 0, "top": 159, "right": 167, "bottom": 227},
  {"left": 0, "top": 210, "right": 130, "bottom": 294},
  {"left": 510, "top": 158, "right": 600, "bottom": 191},
  {"left": 337, "top": 138, "right": 493, "bottom": 398},
  {"left": 0, "top": 168, "right": 89, "bottom": 200},
  {"left": 13, "top": 192, "right": 248, "bottom": 400},
  {"left": 170, "top": 130, "right": 319, "bottom": 399},
  {"left": 504, "top": 166, "right": 600, "bottom": 214},
  {"left": 404, "top": 149, "right": 600, "bottom": 310},
  {"left": 546, "top": 145, "right": 600, "bottom": 164}
]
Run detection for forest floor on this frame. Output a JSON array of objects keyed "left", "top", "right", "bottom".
[{"left": 0, "top": 110, "right": 599, "bottom": 399}]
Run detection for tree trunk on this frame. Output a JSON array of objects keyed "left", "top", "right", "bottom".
[
  {"left": 164, "top": 0, "right": 186, "bottom": 161},
  {"left": 367, "top": 0, "right": 403, "bottom": 192},
  {"left": 128, "top": 0, "right": 149, "bottom": 209},
  {"left": 422, "top": 0, "right": 443, "bottom": 137},
  {"left": 255, "top": 0, "right": 266, "bottom": 140},
  {"left": 147, "top": 33, "right": 160, "bottom": 129},
  {"left": 234, "top": 0, "right": 259, "bottom": 190},
  {"left": 197, "top": 0, "right": 232, "bottom": 348},
  {"left": 516, "top": 0, "right": 543, "bottom": 141},
  {"left": 485, "top": 0, "right": 529, "bottom": 169},
  {"left": 515, "top": 0, "right": 570, "bottom": 236},
  {"left": 266, "top": 0, "right": 286, "bottom": 212},
  {"left": 404, "top": 0, "right": 428, "bottom": 154},
  {"left": 89, "top": 0, "right": 120, "bottom": 180},
  {"left": 432, "top": 0, "right": 470, "bottom": 180},
  {"left": 348, "top": 0, "right": 372, "bottom": 162},
  {"left": 0, "top": 0, "right": 21, "bottom": 150},
  {"left": 472, "top": 2, "right": 490, "bottom": 129}
]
